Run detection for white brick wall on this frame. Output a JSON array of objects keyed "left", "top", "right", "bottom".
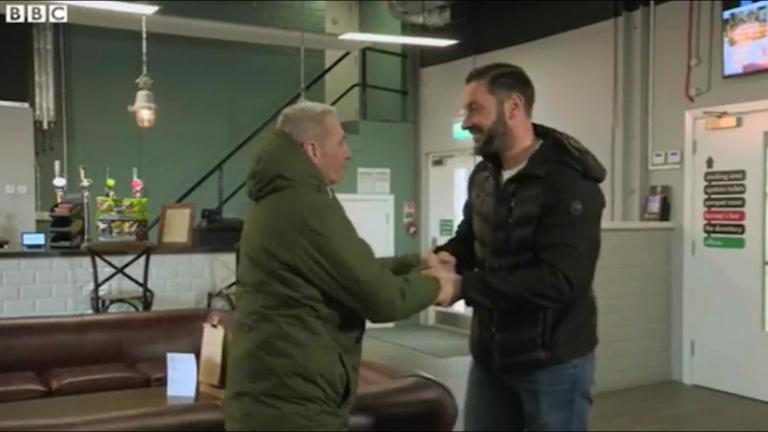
[
  {"left": 20, "top": 285, "right": 52, "bottom": 300},
  {"left": 432, "top": 226, "right": 675, "bottom": 395},
  {"left": 0, "top": 286, "right": 19, "bottom": 300},
  {"left": 2, "top": 299, "right": 34, "bottom": 315},
  {"left": 4, "top": 270, "right": 35, "bottom": 285},
  {"left": 1, "top": 228, "right": 673, "bottom": 394},
  {"left": 20, "top": 259, "right": 51, "bottom": 270},
  {"left": 593, "top": 228, "right": 673, "bottom": 394},
  {"left": 0, "top": 260, "right": 20, "bottom": 271},
  {"left": 0, "top": 252, "right": 236, "bottom": 318},
  {"left": 35, "top": 298, "right": 68, "bottom": 314}
]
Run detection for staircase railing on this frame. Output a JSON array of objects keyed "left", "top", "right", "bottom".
[{"left": 148, "top": 47, "right": 407, "bottom": 231}]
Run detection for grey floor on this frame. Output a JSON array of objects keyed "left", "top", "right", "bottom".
[{"left": 361, "top": 326, "right": 768, "bottom": 431}]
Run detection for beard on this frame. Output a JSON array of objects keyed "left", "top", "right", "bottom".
[{"left": 471, "top": 114, "right": 508, "bottom": 158}]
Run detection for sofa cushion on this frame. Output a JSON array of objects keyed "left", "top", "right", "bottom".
[
  {"left": 0, "top": 401, "right": 224, "bottom": 431},
  {"left": 45, "top": 363, "right": 149, "bottom": 396},
  {"left": 134, "top": 360, "right": 166, "bottom": 387},
  {"left": 0, "top": 371, "right": 48, "bottom": 402}
]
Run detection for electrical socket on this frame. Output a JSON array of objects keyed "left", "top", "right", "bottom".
[{"left": 667, "top": 149, "right": 682, "bottom": 165}]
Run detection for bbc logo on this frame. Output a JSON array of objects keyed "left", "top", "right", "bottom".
[{"left": 5, "top": 4, "right": 68, "bottom": 23}]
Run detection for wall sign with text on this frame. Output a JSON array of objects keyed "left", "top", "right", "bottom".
[{"left": 702, "top": 157, "right": 747, "bottom": 250}]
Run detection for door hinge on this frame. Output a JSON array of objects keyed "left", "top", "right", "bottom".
[
  {"left": 692, "top": 139, "right": 697, "bottom": 155},
  {"left": 690, "top": 340, "right": 696, "bottom": 357},
  {"left": 691, "top": 240, "right": 696, "bottom": 255}
]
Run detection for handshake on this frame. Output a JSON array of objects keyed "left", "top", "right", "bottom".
[{"left": 421, "top": 251, "right": 462, "bottom": 307}]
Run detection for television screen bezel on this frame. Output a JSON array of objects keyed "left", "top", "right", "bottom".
[{"left": 721, "top": 0, "right": 768, "bottom": 78}]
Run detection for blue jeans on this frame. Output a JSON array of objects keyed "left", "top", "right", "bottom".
[{"left": 464, "top": 352, "right": 596, "bottom": 431}]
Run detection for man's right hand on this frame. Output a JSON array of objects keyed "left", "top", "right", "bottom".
[{"left": 422, "top": 267, "right": 462, "bottom": 307}]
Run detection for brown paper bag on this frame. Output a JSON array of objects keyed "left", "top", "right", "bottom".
[{"left": 199, "top": 320, "right": 225, "bottom": 388}]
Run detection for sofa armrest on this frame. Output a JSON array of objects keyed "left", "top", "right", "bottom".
[{"left": 351, "top": 374, "right": 458, "bottom": 431}]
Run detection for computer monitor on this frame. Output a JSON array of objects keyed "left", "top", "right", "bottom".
[{"left": 21, "top": 232, "right": 46, "bottom": 250}]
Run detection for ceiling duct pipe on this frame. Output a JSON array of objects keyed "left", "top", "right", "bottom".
[
  {"left": 387, "top": 1, "right": 454, "bottom": 28},
  {"left": 45, "top": 23, "right": 57, "bottom": 126}
]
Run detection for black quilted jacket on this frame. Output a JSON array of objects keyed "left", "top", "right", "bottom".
[{"left": 436, "top": 123, "right": 606, "bottom": 374}]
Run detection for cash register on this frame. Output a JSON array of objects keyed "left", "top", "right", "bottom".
[{"left": 194, "top": 208, "right": 242, "bottom": 249}]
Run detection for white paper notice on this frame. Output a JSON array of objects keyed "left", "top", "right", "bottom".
[
  {"left": 357, "top": 168, "right": 390, "bottom": 194},
  {"left": 167, "top": 352, "right": 197, "bottom": 399}
]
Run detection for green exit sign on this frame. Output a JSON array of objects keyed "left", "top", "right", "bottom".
[
  {"left": 439, "top": 219, "right": 454, "bottom": 236},
  {"left": 452, "top": 122, "right": 472, "bottom": 141}
]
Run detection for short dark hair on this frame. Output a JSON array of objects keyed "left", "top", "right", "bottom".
[{"left": 465, "top": 63, "right": 535, "bottom": 116}]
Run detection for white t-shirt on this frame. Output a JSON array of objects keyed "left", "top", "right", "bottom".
[
  {"left": 501, "top": 163, "right": 527, "bottom": 183},
  {"left": 501, "top": 138, "right": 542, "bottom": 183}
]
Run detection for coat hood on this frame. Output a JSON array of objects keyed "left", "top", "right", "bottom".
[
  {"left": 533, "top": 123, "right": 607, "bottom": 183},
  {"left": 246, "top": 130, "right": 327, "bottom": 202}
]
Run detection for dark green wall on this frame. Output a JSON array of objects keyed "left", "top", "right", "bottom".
[
  {"left": 38, "top": 23, "right": 325, "bottom": 236},
  {"left": 336, "top": 121, "right": 418, "bottom": 256},
  {"left": 359, "top": 1, "right": 406, "bottom": 122},
  {"left": 35, "top": 1, "right": 418, "bottom": 253}
]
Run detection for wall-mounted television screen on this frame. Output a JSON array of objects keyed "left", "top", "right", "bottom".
[{"left": 723, "top": 1, "right": 768, "bottom": 77}]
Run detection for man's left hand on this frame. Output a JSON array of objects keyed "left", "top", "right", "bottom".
[{"left": 421, "top": 251, "right": 457, "bottom": 272}]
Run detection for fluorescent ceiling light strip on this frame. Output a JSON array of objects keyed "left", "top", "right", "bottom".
[
  {"left": 52, "top": 1, "right": 160, "bottom": 15},
  {"left": 338, "top": 32, "right": 458, "bottom": 47}
]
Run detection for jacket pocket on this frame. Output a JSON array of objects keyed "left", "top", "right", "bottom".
[
  {"left": 470, "top": 306, "right": 493, "bottom": 367},
  {"left": 490, "top": 307, "right": 554, "bottom": 372},
  {"left": 541, "top": 308, "right": 555, "bottom": 349},
  {"left": 336, "top": 353, "right": 352, "bottom": 408}
]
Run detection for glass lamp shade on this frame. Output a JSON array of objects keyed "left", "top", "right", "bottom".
[{"left": 129, "top": 89, "right": 156, "bottom": 128}]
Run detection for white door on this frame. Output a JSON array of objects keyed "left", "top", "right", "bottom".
[
  {"left": 337, "top": 193, "right": 395, "bottom": 329},
  {"left": 686, "top": 104, "right": 768, "bottom": 400},
  {"left": 428, "top": 152, "right": 478, "bottom": 250},
  {"left": 426, "top": 152, "right": 479, "bottom": 317},
  {"left": 336, "top": 194, "right": 394, "bottom": 258}
]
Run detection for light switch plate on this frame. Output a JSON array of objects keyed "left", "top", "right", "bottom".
[
  {"left": 652, "top": 151, "right": 666, "bottom": 166},
  {"left": 4, "top": 185, "right": 15, "bottom": 195},
  {"left": 667, "top": 149, "right": 682, "bottom": 164},
  {"left": 16, "top": 185, "right": 28, "bottom": 195}
]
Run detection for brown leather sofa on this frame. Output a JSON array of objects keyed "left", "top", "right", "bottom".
[{"left": 0, "top": 309, "right": 457, "bottom": 431}]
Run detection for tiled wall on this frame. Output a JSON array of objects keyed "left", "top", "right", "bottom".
[
  {"left": 433, "top": 227, "right": 675, "bottom": 394},
  {"left": 0, "top": 253, "right": 236, "bottom": 317},
  {"left": 594, "top": 228, "right": 673, "bottom": 393},
  {"left": 1, "top": 228, "right": 674, "bottom": 394}
]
